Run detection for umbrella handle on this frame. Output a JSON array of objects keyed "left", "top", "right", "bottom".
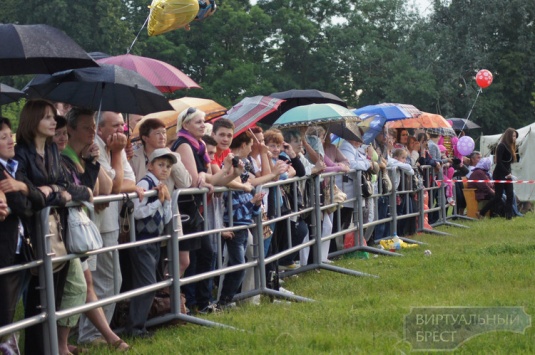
[{"left": 249, "top": 128, "right": 260, "bottom": 143}]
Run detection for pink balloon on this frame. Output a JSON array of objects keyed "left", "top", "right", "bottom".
[{"left": 456, "top": 136, "right": 475, "bottom": 156}]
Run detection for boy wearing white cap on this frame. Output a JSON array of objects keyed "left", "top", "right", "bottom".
[{"left": 125, "top": 148, "right": 176, "bottom": 338}]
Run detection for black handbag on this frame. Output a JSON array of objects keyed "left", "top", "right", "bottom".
[
  {"left": 361, "top": 172, "right": 373, "bottom": 198},
  {"left": 20, "top": 235, "right": 35, "bottom": 263},
  {"left": 177, "top": 195, "right": 204, "bottom": 234}
]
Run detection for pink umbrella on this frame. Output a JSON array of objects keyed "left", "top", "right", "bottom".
[{"left": 97, "top": 54, "right": 201, "bottom": 93}]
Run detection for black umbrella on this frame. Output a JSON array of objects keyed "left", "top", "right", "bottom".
[
  {"left": 24, "top": 64, "right": 173, "bottom": 115},
  {"left": 88, "top": 52, "right": 111, "bottom": 60},
  {"left": 262, "top": 89, "right": 347, "bottom": 125},
  {"left": 0, "top": 83, "right": 26, "bottom": 105},
  {"left": 0, "top": 24, "right": 98, "bottom": 76},
  {"left": 447, "top": 118, "right": 481, "bottom": 130},
  {"left": 270, "top": 89, "right": 346, "bottom": 106}
]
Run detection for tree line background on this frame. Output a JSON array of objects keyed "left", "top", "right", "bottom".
[{"left": 2, "top": 0, "right": 535, "bottom": 135}]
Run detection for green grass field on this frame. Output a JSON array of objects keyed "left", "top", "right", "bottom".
[{"left": 91, "top": 214, "right": 533, "bottom": 354}]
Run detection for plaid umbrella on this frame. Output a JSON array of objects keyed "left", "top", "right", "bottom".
[
  {"left": 223, "top": 96, "right": 285, "bottom": 136},
  {"left": 97, "top": 54, "right": 200, "bottom": 93},
  {"left": 426, "top": 127, "right": 456, "bottom": 137},
  {"left": 387, "top": 112, "right": 451, "bottom": 129}
]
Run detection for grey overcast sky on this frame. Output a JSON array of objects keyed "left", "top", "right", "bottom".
[{"left": 249, "top": 0, "right": 435, "bottom": 14}]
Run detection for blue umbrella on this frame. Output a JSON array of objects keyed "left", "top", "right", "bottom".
[
  {"left": 354, "top": 103, "right": 421, "bottom": 121},
  {"left": 357, "top": 114, "right": 388, "bottom": 144}
]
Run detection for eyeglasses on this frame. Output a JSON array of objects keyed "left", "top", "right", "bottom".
[{"left": 401, "top": 134, "right": 409, "bottom": 137}]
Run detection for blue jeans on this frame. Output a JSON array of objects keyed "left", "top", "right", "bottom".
[
  {"left": 279, "top": 219, "right": 307, "bottom": 265},
  {"left": 263, "top": 235, "right": 272, "bottom": 258},
  {"left": 374, "top": 196, "right": 390, "bottom": 241},
  {"left": 183, "top": 234, "right": 216, "bottom": 309},
  {"left": 219, "top": 228, "right": 248, "bottom": 304}
]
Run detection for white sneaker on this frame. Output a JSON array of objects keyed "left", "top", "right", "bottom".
[
  {"left": 251, "top": 295, "right": 261, "bottom": 306},
  {"left": 273, "top": 299, "right": 292, "bottom": 305}
]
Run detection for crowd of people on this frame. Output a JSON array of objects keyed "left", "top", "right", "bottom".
[{"left": 0, "top": 99, "right": 523, "bottom": 354}]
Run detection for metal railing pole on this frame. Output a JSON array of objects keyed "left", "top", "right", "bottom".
[{"left": 38, "top": 207, "right": 59, "bottom": 355}]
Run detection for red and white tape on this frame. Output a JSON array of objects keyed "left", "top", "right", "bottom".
[{"left": 446, "top": 179, "right": 535, "bottom": 184}]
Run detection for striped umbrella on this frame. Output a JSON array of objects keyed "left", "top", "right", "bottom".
[{"left": 224, "top": 96, "right": 285, "bottom": 136}]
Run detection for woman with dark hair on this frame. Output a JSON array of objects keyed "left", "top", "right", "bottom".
[
  {"left": 15, "top": 99, "right": 89, "bottom": 354},
  {"left": 478, "top": 128, "right": 519, "bottom": 219},
  {"left": 394, "top": 129, "right": 411, "bottom": 151}
]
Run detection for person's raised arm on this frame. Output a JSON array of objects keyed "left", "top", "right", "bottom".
[
  {"left": 106, "top": 133, "right": 127, "bottom": 194},
  {"left": 207, "top": 153, "right": 243, "bottom": 188},
  {"left": 257, "top": 143, "right": 272, "bottom": 177},
  {"left": 176, "top": 143, "right": 200, "bottom": 187},
  {"left": 302, "top": 135, "right": 320, "bottom": 163},
  {"left": 171, "top": 153, "right": 192, "bottom": 189}
]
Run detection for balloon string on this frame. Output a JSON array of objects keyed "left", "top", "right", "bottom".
[
  {"left": 458, "top": 88, "right": 482, "bottom": 137},
  {"left": 127, "top": 15, "right": 149, "bottom": 54}
]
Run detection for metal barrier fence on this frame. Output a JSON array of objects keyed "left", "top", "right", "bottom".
[{"left": 0, "top": 165, "right": 471, "bottom": 354}]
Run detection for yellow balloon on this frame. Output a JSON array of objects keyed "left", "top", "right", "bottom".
[{"left": 148, "top": 0, "right": 200, "bottom": 37}]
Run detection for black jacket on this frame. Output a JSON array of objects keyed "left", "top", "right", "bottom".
[
  {"left": 15, "top": 141, "right": 89, "bottom": 205},
  {"left": 0, "top": 164, "right": 45, "bottom": 268},
  {"left": 14, "top": 141, "right": 88, "bottom": 249},
  {"left": 493, "top": 143, "right": 518, "bottom": 179}
]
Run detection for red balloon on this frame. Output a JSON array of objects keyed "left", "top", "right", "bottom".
[{"left": 476, "top": 69, "right": 493, "bottom": 89}]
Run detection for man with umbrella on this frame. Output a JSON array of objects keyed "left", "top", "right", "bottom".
[{"left": 78, "top": 111, "right": 144, "bottom": 344}]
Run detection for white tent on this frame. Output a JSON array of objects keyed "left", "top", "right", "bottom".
[{"left": 480, "top": 122, "right": 535, "bottom": 201}]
